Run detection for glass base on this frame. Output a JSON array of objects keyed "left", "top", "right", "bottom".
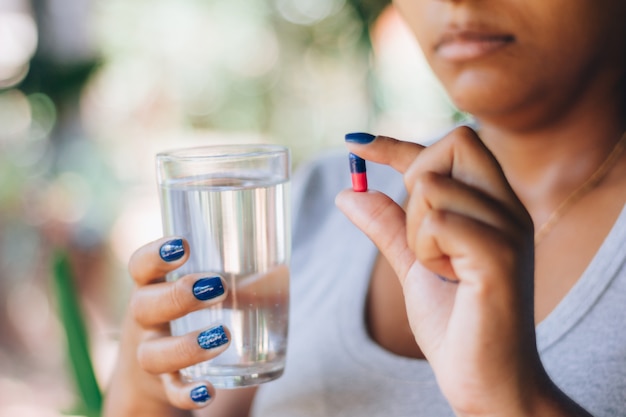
[{"left": 182, "top": 362, "right": 285, "bottom": 389}]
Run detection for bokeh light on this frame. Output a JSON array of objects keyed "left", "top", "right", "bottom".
[
  {"left": 0, "top": 10, "right": 37, "bottom": 88},
  {"left": 0, "top": 89, "right": 31, "bottom": 141},
  {"left": 276, "top": 0, "right": 345, "bottom": 25}
]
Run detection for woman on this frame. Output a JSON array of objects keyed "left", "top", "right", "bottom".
[{"left": 104, "top": 0, "right": 626, "bottom": 416}]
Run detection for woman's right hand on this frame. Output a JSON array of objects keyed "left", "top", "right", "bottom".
[{"left": 103, "top": 237, "right": 231, "bottom": 417}]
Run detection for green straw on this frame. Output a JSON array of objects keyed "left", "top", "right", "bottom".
[{"left": 51, "top": 250, "right": 102, "bottom": 417}]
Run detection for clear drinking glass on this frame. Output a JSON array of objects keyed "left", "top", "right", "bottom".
[{"left": 156, "top": 144, "right": 291, "bottom": 388}]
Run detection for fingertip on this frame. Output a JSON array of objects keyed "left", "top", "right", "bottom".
[
  {"left": 197, "top": 325, "right": 230, "bottom": 351},
  {"left": 344, "top": 134, "right": 424, "bottom": 174},
  {"left": 132, "top": 273, "right": 229, "bottom": 328},
  {"left": 345, "top": 132, "right": 377, "bottom": 144},
  {"left": 129, "top": 236, "right": 190, "bottom": 285},
  {"left": 335, "top": 188, "right": 379, "bottom": 212},
  {"left": 162, "top": 373, "right": 216, "bottom": 410},
  {"left": 334, "top": 188, "right": 352, "bottom": 207},
  {"left": 191, "top": 275, "right": 227, "bottom": 302},
  {"left": 189, "top": 384, "right": 214, "bottom": 407},
  {"left": 159, "top": 237, "right": 189, "bottom": 263},
  {"left": 335, "top": 188, "right": 365, "bottom": 214},
  {"left": 137, "top": 324, "right": 232, "bottom": 375}
]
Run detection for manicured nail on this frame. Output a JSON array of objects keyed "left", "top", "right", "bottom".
[
  {"left": 190, "top": 385, "right": 210, "bottom": 403},
  {"left": 345, "top": 132, "right": 376, "bottom": 144},
  {"left": 198, "top": 325, "right": 229, "bottom": 350},
  {"left": 193, "top": 277, "right": 225, "bottom": 301},
  {"left": 160, "top": 238, "right": 184, "bottom": 262}
]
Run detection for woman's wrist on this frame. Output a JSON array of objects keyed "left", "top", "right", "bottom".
[
  {"left": 447, "top": 359, "right": 593, "bottom": 417},
  {"left": 453, "top": 374, "right": 593, "bottom": 417}
]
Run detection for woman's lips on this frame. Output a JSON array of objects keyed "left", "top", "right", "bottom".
[{"left": 435, "top": 31, "right": 515, "bottom": 62}]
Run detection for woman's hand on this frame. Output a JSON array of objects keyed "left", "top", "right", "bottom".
[
  {"left": 103, "top": 237, "right": 234, "bottom": 417},
  {"left": 336, "top": 127, "right": 571, "bottom": 416}
]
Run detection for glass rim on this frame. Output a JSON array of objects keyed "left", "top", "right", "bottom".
[{"left": 156, "top": 144, "right": 289, "bottom": 162}]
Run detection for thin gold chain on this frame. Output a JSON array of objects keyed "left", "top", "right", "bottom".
[{"left": 534, "top": 131, "right": 626, "bottom": 246}]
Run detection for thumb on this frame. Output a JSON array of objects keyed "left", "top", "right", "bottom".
[{"left": 335, "top": 189, "right": 415, "bottom": 283}]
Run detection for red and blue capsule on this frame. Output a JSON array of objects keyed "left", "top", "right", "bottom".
[{"left": 349, "top": 152, "right": 368, "bottom": 192}]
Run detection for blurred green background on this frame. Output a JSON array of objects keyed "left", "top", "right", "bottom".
[{"left": 0, "top": 0, "right": 458, "bottom": 415}]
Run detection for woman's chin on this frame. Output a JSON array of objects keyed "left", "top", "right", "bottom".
[{"left": 446, "top": 85, "right": 538, "bottom": 129}]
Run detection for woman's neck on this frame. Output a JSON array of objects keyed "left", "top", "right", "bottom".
[{"left": 476, "top": 111, "right": 626, "bottom": 227}]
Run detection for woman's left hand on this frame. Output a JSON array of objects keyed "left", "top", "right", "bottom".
[{"left": 336, "top": 127, "right": 560, "bottom": 416}]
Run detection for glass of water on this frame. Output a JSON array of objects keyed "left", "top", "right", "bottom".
[{"left": 156, "top": 144, "right": 291, "bottom": 389}]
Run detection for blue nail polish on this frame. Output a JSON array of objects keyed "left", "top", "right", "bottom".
[
  {"left": 345, "top": 132, "right": 376, "bottom": 144},
  {"left": 198, "top": 325, "right": 229, "bottom": 350},
  {"left": 193, "top": 277, "right": 225, "bottom": 301},
  {"left": 190, "top": 385, "right": 210, "bottom": 403},
  {"left": 160, "top": 239, "right": 184, "bottom": 262}
]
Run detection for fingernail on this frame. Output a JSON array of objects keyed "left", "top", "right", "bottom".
[
  {"left": 193, "top": 277, "right": 224, "bottom": 301},
  {"left": 160, "top": 238, "right": 184, "bottom": 262},
  {"left": 190, "top": 385, "right": 210, "bottom": 403},
  {"left": 198, "top": 325, "right": 229, "bottom": 350},
  {"left": 345, "top": 132, "right": 376, "bottom": 144}
]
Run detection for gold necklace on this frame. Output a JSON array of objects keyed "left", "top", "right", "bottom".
[{"left": 534, "top": 131, "right": 626, "bottom": 246}]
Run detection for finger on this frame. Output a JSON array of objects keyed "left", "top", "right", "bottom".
[
  {"left": 404, "top": 126, "right": 529, "bottom": 225},
  {"left": 415, "top": 208, "right": 533, "bottom": 289},
  {"left": 414, "top": 208, "right": 536, "bottom": 347},
  {"left": 406, "top": 171, "right": 525, "bottom": 254},
  {"left": 132, "top": 274, "right": 227, "bottom": 328},
  {"left": 335, "top": 189, "right": 416, "bottom": 284},
  {"left": 138, "top": 325, "right": 231, "bottom": 375},
  {"left": 129, "top": 237, "right": 190, "bottom": 286},
  {"left": 160, "top": 373, "right": 215, "bottom": 410},
  {"left": 345, "top": 135, "right": 425, "bottom": 174}
]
